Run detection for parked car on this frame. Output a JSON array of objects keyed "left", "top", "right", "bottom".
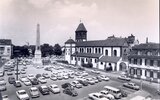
[
  {"left": 30, "top": 78, "right": 39, "bottom": 85},
  {"left": 28, "top": 74, "right": 35, "bottom": 80},
  {"left": 13, "top": 81, "right": 21, "bottom": 87},
  {"left": 91, "top": 69, "right": 100, "bottom": 74},
  {"left": 38, "top": 77, "right": 47, "bottom": 84},
  {"left": 57, "top": 75, "right": 63, "bottom": 80},
  {"left": 99, "top": 90, "right": 115, "bottom": 100},
  {"left": 16, "top": 90, "right": 29, "bottom": 100},
  {"left": 8, "top": 77, "right": 15, "bottom": 84},
  {"left": 2, "top": 95, "right": 9, "bottom": 100},
  {"left": 42, "top": 73, "right": 50, "bottom": 78},
  {"left": 86, "top": 78, "right": 95, "bottom": 85},
  {"left": 100, "top": 75, "right": 110, "bottom": 81},
  {"left": 96, "top": 76, "right": 102, "bottom": 82},
  {"left": 156, "top": 89, "right": 160, "bottom": 95},
  {"left": 29, "top": 87, "right": 40, "bottom": 98},
  {"left": 0, "top": 78, "right": 6, "bottom": 85},
  {"left": 0, "top": 84, "right": 6, "bottom": 91},
  {"left": 48, "top": 84, "right": 60, "bottom": 94},
  {"left": 63, "top": 87, "right": 78, "bottom": 96},
  {"left": 50, "top": 75, "right": 57, "bottom": 81},
  {"left": 39, "top": 85, "right": 50, "bottom": 95},
  {"left": 61, "top": 83, "right": 72, "bottom": 89},
  {"left": 92, "top": 77, "right": 99, "bottom": 83},
  {"left": 0, "top": 71, "right": 4, "bottom": 77},
  {"left": 78, "top": 80, "right": 88, "bottom": 86},
  {"left": 6, "top": 71, "right": 13, "bottom": 76},
  {"left": 23, "top": 79, "right": 32, "bottom": 86},
  {"left": 71, "top": 81, "right": 82, "bottom": 88},
  {"left": 88, "top": 93, "right": 109, "bottom": 100},
  {"left": 123, "top": 82, "right": 140, "bottom": 90},
  {"left": 20, "top": 70, "right": 26, "bottom": 74},
  {"left": 118, "top": 75, "right": 131, "bottom": 81}
]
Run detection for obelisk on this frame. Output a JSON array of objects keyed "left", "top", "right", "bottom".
[{"left": 34, "top": 24, "right": 42, "bottom": 66}]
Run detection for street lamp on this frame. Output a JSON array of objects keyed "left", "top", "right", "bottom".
[{"left": 14, "top": 50, "right": 20, "bottom": 81}]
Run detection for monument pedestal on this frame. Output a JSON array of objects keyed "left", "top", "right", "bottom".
[{"left": 33, "top": 50, "right": 43, "bottom": 67}]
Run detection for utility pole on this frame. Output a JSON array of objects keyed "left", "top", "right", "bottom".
[{"left": 16, "top": 58, "right": 19, "bottom": 80}]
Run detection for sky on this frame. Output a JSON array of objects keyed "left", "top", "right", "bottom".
[{"left": 0, "top": 0, "right": 159, "bottom": 46}]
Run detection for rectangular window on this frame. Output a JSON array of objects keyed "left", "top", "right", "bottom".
[
  {"left": 86, "top": 58, "right": 87, "bottom": 62},
  {"left": 129, "top": 59, "right": 131, "bottom": 64},
  {"left": 101, "top": 62, "right": 103, "bottom": 65},
  {"left": 130, "top": 69, "right": 134, "bottom": 75},
  {"left": 75, "top": 57, "right": 76, "bottom": 60},
  {"left": 78, "top": 57, "right": 80, "bottom": 61},
  {"left": 145, "top": 59, "right": 147, "bottom": 65},
  {"left": 153, "top": 72, "right": 157, "bottom": 78},
  {"left": 137, "top": 69, "right": 141, "bottom": 75},
  {"left": 134, "top": 59, "right": 137, "bottom": 64},
  {"left": 140, "top": 59, "right": 142, "bottom": 65},
  {"left": 150, "top": 60, "right": 154, "bottom": 66},
  {"left": 158, "top": 61, "right": 160, "bottom": 67},
  {"left": 7, "top": 48, "right": 10, "bottom": 53},
  {"left": 90, "top": 59, "right": 92, "bottom": 62},
  {"left": 71, "top": 57, "right": 73, "bottom": 60},
  {"left": 146, "top": 71, "right": 150, "bottom": 77},
  {"left": 95, "top": 59, "right": 97, "bottom": 63}
]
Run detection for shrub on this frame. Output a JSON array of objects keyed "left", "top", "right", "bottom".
[{"left": 82, "top": 63, "right": 93, "bottom": 68}]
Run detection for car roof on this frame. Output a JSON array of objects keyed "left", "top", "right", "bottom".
[
  {"left": 18, "top": 90, "right": 26, "bottom": 92},
  {"left": 41, "top": 85, "right": 47, "bottom": 88},
  {"left": 30, "top": 87, "right": 38, "bottom": 90},
  {"left": 50, "top": 84, "right": 58, "bottom": 87}
]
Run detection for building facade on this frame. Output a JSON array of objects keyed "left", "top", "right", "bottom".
[
  {"left": 65, "top": 22, "right": 136, "bottom": 71},
  {"left": 128, "top": 43, "right": 160, "bottom": 82},
  {"left": 0, "top": 39, "right": 12, "bottom": 60}
]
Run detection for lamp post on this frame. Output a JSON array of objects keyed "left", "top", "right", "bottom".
[{"left": 14, "top": 50, "right": 20, "bottom": 81}]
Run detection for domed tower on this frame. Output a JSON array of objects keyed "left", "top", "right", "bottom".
[
  {"left": 64, "top": 38, "right": 76, "bottom": 64},
  {"left": 75, "top": 22, "right": 87, "bottom": 42}
]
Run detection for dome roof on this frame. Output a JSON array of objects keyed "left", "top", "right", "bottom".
[{"left": 65, "top": 39, "right": 75, "bottom": 44}]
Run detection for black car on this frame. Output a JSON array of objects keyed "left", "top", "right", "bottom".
[
  {"left": 30, "top": 78, "right": 39, "bottom": 85},
  {"left": 8, "top": 77, "right": 15, "bottom": 84},
  {"left": 13, "top": 81, "right": 21, "bottom": 87},
  {"left": 63, "top": 87, "right": 78, "bottom": 96},
  {"left": 39, "top": 86, "right": 50, "bottom": 95},
  {"left": 61, "top": 83, "right": 72, "bottom": 89},
  {"left": 96, "top": 76, "right": 102, "bottom": 82},
  {"left": 78, "top": 80, "right": 88, "bottom": 86}
]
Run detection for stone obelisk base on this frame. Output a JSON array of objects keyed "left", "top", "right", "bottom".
[{"left": 33, "top": 50, "right": 43, "bottom": 68}]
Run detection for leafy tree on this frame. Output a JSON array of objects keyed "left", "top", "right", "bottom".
[
  {"left": 53, "top": 44, "right": 62, "bottom": 56},
  {"left": 41, "top": 43, "right": 54, "bottom": 57}
]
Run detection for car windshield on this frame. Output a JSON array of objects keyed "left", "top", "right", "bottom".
[
  {"left": 99, "top": 95, "right": 104, "bottom": 98},
  {"left": 19, "top": 91, "right": 26, "bottom": 94},
  {"left": 31, "top": 89, "right": 38, "bottom": 92}
]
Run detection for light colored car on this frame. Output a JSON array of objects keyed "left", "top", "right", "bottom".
[
  {"left": 88, "top": 93, "right": 109, "bottom": 100},
  {"left": 23, "top": 79, "right": 31, "bottom": 86},
  {"left": 123, "top": 82, "right": 140, "bottom": 90},
  {"left": 50, "top": 75, "right": 57, "bottom": 81},
  {"left": 28, "top": 74, "right": 35, "bottom": 80},
  {"left": 91, "top": 70, "right": 100, "bottom": 74},
  {"left": 20, "top": 70, "right": 26, "bottom": 74},
  {"left": 0, "top": 84, "right": 7, "bottom": 91},
  {"left": 86, "top": 78, "right": 95, "bottom": 85},
  {"left": 0, "top": 71, "right": 4, "bottom": 77},
  {"left": 71, "top": 81, "right": 83, "bottom": 88},
  {"left": 100, "top": 75, "right": 110, "bottom": 81},
  {"left": 63, "top": 75, "right": 69, "bottom": 79},
  {"left": 48, "top": 84, "right": 60, "bottom": 93},
  {"left": 19, "top": 76, "right": 27, "bottom": 82},
  {"left": 118, "top": 75, "right": 131, "bottom": 81},
  {"left": 29, "top": 87, "right": 40, "bottom": 98},
  {"left": 38, "top": 77, "right": 47, "bottom": 84},
  {"left": 100, "top": 90, "right": 115, "bottom": 100},
  {"left": 2, "top": 95, "right": 9, "bottom": 100},
  {"left": 16, "top": 90, "right": 29, "bottom": 100},
  {"left": 0, "top": 78, "right": 6, "bottom": 85}
]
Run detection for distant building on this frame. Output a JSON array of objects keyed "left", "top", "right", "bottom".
[
  {"left": 128, "top": 42, "right": 160, "bottom": 82},
  {"left": 65, "top": 22, "right": 137, "bottom": 71},
  {"left": 0, "top": 39, "right": 12, "bottom": 60}
]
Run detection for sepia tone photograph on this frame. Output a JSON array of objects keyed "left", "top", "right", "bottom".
[{"left": 0, "top": 0, "right": 159, "bottom": 100}]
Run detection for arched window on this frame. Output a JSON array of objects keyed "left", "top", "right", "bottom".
[
  {"left": 105, "top": 50, "right": 108, "bottom": 56},
  {"left": 89, "top": 48, "right": 92, "bottom": 53},
  {"left": 114, "top": 50, "right": 117, "bottom": 56}
]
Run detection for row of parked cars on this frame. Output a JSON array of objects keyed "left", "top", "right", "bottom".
[{"left": 15, "top": 83, "right": 60, "bottom": 100}]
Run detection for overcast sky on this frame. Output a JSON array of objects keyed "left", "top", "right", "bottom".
[{"left": 0, "top": 0, "right": 159, "bottom": 46}]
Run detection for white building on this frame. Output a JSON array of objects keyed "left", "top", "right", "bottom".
[
  {"left": 0, "top": 39, "right": 12, "bottom": 60},
  {"left": 65, "top": 22, "right": 136, "bottom": 71},
  {"left": 128, "top": 42, "right": 160, "bottom": 83}
]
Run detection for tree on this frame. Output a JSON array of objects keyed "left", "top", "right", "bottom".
[
  {"left": 53, "top": 44, "right": 62, "bottom": 56},
  {"left": 41, "top": 44, "right": 54, "bottom": 57}
]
